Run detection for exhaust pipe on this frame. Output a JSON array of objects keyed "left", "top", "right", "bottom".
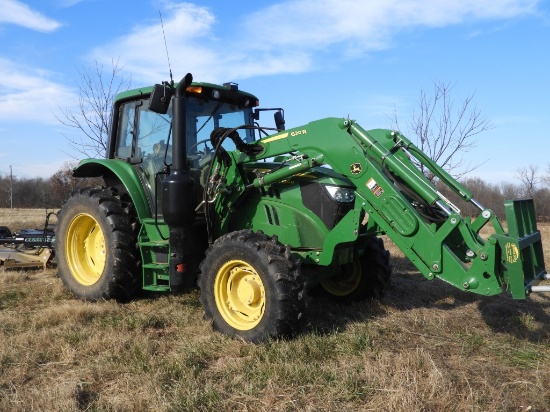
[{"left": 162, "top": 73, "right": 197, "bottom": 291}]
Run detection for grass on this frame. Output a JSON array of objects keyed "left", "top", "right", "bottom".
[
  {"left": 1, "top": 209, "right": 549, "bottom": 411},
  {"left": 0, "top": 208, "right": 58, "bottom": 233}
]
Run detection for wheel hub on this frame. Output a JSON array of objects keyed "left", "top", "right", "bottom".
[
  {"left": 237, "top": 274, "right": 262, "bottom": 304},
  {"left": 66, "top": 213, "right": 106, "bottom": 286},
  {"left": 214, "top": 260, "right": 266, "bottom": 330}
]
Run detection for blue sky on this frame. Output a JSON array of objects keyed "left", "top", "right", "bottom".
[{"left": 0, "top": 0, "right": 549, "bottom": 184}]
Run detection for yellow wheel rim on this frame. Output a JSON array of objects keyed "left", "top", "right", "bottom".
[
  {"left": 65, "top": 213, "right": 106, "bottom": 286},
  {"left": 214, "top": 260, "right": 266, "bottom": 330},
  {"left": 320, "top": 259, "right": 361, "bottom": 296}
]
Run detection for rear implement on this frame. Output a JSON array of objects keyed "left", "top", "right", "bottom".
[{"left": 0, "top": 214, "right": 56, "bottom": 270}]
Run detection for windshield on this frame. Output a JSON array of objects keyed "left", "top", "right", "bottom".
[
  {"left": 114, "top": 96, "right": 254, "bottom": 215},
  {"left": 115, "top": 97, "right": 254, "bottom": 161},
  {"left": 187, "top": 98, "right": 254, "bottom": 152}
]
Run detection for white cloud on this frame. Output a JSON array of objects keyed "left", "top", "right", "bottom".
[
  {"left": 243, "top": 0, "right": 539, "bottom": 54},
  {"left": 0, "top": 58, "right": 77, "bottom": 124},
  {"left": 89, "top": 0, "right": 541, "bottom": 84},
  {"left": 90, "top": 3, "right": 217, "bottom": 82},
  {"left": 90, "top": 2, "right": 316, "bottom": 84},
  {"left": 0, "top": 0, "right": 61, "bottom": 32}
]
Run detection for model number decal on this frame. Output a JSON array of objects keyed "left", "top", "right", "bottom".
[{"left": 290, "top": 129, "right": 307, "bottom": 137}]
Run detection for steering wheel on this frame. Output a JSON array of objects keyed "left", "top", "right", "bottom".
[
  {"left": 188, "top": 138, "right": 214, "bottom": 168},
  {"left": 189, "top": 138, "right": 212, "bottom": 154}
]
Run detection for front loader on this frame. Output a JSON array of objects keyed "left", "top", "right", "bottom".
[{"left": 55, "top": 73, "right": 548, "bottom": 342}]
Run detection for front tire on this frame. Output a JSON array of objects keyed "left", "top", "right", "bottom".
[
  {"left": 318, "top": 237, "right": 391, "bottom": 303},
  {"left": 55, "top": 186, "right": 140, "bottom": 301},
  {"left": 199, "top": 230, "right": 306, "bottom": 342}
]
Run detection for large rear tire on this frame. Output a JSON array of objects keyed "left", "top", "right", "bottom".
[
  {"left": 318, "top": 237, "right": 391, "bottom": 303},
  {"left": 199, "top": 230, "right": 306, "bottom": 342},
  {"left": 55, "top": 187, "right": 140, "bottom": 301}
]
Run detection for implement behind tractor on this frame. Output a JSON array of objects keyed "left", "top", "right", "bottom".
[
  {"left": 0, "top": 213, "right": 56, "bottom": 270},
  {"left": 54, "top": 73, "right": 548, "bottom": 342}
]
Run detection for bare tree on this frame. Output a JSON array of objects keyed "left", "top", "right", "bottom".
[
  {"left": 57, "top": 59, "right": 131, "bottom": 158},
  {"left": 543, "top": 163, "right": 550, "bottom": 188},
  {"left": 49, "top": 162, "right": 80, "bottom": 203},
  {"left": 515, "top": 164, "right": 541, "bottom": 198},
  {"left": 391, "top": 80, "right": 493, "bottom": 180},
  {"left": 514, "top": 164, "right": 550, "bottom": 220},
  {"left": 0, "top": 173, "right": 11, "bottom": 207}
]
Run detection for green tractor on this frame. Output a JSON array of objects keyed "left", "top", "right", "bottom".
[{"left": 55, "top": 74, "right": 548, "bottom": 342}]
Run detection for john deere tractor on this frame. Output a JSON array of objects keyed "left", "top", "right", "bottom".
[{"left": 55, "top": 73, "right": 548, "bottom": 342}]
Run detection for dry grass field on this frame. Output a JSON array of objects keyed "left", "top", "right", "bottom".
[
  {"left": 0, "top": 208, "right": 58, "bottom": 233},
  {"left": 1, "top": 209, "right": 549, "bottom": 411}
]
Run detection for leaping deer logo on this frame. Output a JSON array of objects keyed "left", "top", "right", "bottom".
[{"left": 351, "top": 163, "right": 362, "bottom": 174}]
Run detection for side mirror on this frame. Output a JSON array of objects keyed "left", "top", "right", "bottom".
[
  {"left": 149, "top": 83, "right": 174, "bottom": 114},
  {"left": 253, "top": 108, "right": 285, "bottom": 130},
  {"left": 274, "top": 111, "right": 285, "bottom": 131}
]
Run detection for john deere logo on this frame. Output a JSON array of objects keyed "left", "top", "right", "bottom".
[
  {"left": 505, "top": 242, "right": 519, "bottom": 263},
  {"left": 351, "top": 163, "right": 362, "bottom": 174}
]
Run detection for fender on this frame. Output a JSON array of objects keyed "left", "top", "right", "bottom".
[{"left": 73, "top": 159, "right": 151, "bottom": 221}]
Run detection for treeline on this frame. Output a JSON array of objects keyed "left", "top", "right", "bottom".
[
  {"left": 0, "top": 163, "right": 99, "bottom": 210},
  {"left": 439, "top": 176, "right": 550, "bottom": 222},
  {"left": 1, "top": 163, "right": 550, "bottom": 221}
]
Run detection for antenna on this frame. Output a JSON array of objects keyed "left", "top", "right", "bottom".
[{"left": 159, "top": 10, "right": 174, "bottom": 86}]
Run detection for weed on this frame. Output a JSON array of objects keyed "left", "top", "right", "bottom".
[
  {"left": 0, "top": 289, "right": 27, "bottom": 309},
  {"left": 509, "top": 347, "right": 546, "bottom": 368}
]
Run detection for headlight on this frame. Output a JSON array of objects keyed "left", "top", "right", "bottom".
[{"left": 324, "top": 185, "right": 355, "bottom": 203}]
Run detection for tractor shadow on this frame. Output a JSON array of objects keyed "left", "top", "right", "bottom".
[{"left": 304, "top": 255, "right": 550, "bottom": 343}]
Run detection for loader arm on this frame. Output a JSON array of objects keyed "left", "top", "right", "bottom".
[{"left": 211, "top": 117, "right": 547, "bottom": 299}]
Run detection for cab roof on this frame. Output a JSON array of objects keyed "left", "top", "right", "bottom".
[{"left": 114, "top": 81, "right": 259, "bottom": 106}]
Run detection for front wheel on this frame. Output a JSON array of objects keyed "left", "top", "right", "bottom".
[
  {"left": 55, "top": 187, "right": 140, "bottom": 301},
  {"left": 318, "top": 237, "right": 391, "bottom": 304},
  {"left": 198, "top": 230, "right": 306, "bottom": 342}
]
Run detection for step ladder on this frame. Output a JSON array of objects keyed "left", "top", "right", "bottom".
[{"left": 139, "top": 218, "right": 171, "bottom": 292}]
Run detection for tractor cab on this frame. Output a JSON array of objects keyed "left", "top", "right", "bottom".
[{"left": 106, "top": 81, "right": 267, "bottom": 216}]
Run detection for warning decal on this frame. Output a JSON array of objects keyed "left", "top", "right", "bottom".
[{"left": 366, "top": 178, "right": 384, "bottom": 198}]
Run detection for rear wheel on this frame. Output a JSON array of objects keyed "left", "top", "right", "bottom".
[
  {"left": 199, "top": 230, "right": 306, "bottom": 342},
  {"left": 318, "top": 237, "right": 391, "bottom": 303},
  {"left": 55, "top": 187, "right": 140, "bottom": 301}
]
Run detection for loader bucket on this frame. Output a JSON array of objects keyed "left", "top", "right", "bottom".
[{"left": 498, "top": 199, "right": 548, "bottom": 299}]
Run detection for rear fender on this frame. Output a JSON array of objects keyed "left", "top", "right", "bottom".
[{"left": 73, "top": 159, "right": 151, "bottom": 221}]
